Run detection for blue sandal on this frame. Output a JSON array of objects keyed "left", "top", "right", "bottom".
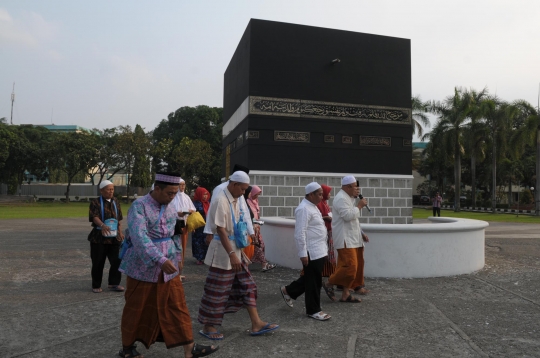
[
  {"left": 198, "top": 329, "right": 224, "bottom": 340},
  {"left": 250, "top": 323, "right": 279, "bottom": 336}
]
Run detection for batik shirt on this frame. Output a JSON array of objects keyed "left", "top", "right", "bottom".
[
  {"left": 88, "top": 197, "right": 123, "bottom": 244},
  {"left": 119, "top": 194, "right": 181, "bottom": 283}
]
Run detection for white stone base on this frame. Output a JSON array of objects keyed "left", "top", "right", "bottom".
[
  {"left": 260, "top": 217, "right": 487, "bottom": 278},
  {"left": 250, "top": 170, "right": 413, "bottom": 224}
]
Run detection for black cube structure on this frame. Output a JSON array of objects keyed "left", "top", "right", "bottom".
[{"left": 223, "top": 19, "right": 413, "bottom": 223}]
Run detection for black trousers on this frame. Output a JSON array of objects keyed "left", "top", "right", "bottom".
[
  {"left": 432, "top": 207, "right": 441, "bottom": 217},
  {"left": 285, "top": 255, "right": 326, "bottom": 315},
  {"left": 90, "top": 242, "right": 122, "bottom": 288}
]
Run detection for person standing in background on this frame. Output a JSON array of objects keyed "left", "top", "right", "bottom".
[
  {"left": 88, "top": 180, "right": 124, "bottom": 293},
  {"left": 192, "top": 187, "right": 211, "bottom": 265},
  {"left": 432, "top": 192, "right": 442, "bottom": 217},
  {"left": 316, "top": 185, "right": 336, "bottom": 279},
  {"left": 247, "top": 185, "right": 276, "bottom": 272}
]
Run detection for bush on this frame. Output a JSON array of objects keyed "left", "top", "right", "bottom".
[
  {"left": 520, "top": 189, "right": 533, "bottom": 205},
  {"left": 496, "top": 204, "right": 509, "bottom": 209}
]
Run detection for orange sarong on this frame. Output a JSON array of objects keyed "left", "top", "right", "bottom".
[
  {"left": 328, "top": 247, "right": 364, "bottom": 289},
  {"left": 121, "top": 274, "right": 194, "bottom": 349}
]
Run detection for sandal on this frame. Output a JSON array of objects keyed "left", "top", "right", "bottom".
[
  {"left": 118, "top": 344, "right": 142, "bottom": 357},
  {"left": 262, "top": 263, "right": 276, "bottom": 272},
  {"left": 191, "top": 343, "right": 219, "bottom": 357},
  {"left": 339, "top": 295, "right": 362, "bottom": 303},
  {"left": 108, "top": 285, "right": 125, "bottom": 292},
  {"left": 308, "top": 311, "right": 331, "bottom": 321},
  {"left": 198, "top": 329, "right": 224, "bottom": 340},
  {"left": 92, "top": 288, "right": 102, "bottom": 293},
  {"left": 323, "top": 284, "right": 336, "bottom": 302},
  {"left": 280, "top": 286, "right": 294, "bottom": 308}
]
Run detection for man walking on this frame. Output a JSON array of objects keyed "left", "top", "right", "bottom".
[
  {"left": 325, "top": 175, "right": 369, "bottom": 303},
  {"left": 198, "top": 171, "right": 279, "bottom": 340},
  {"left": 118, "top": 172, "right": 218, "bottom": 358},
  {"left": 280, "top": 182, "right": 331, "bottom": 321}
]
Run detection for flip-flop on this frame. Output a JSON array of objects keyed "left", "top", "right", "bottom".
[
  {"left": 323, "top": 284, "right": 336, "bottom": 301},
  {"left": 92, "top": 288, "right": 102, "bottom": 293},
  {"left": 280, "top": 286, "right": 294, "bottom": 308},
  {"left": 250, "top": 323, "right": 279, "bottom": 336},
  {"left": 308, "top": 311, "right": 332, "bottom": 321},
  {"left": 108, "top": 285, "right": 125, "bottom": 292},
  {"left": 198, "top": 329, "right": 224, "bottom": 340},
  {"left": 339, "top": 295, "right": 361, "bottom": 303}
]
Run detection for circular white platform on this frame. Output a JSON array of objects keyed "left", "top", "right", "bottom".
[{"left": 260, "top": 217, "right": 488, "bottom": 278}]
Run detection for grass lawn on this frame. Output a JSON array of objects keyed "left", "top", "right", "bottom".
[
  {"left": 413, "top": 207, "right": 540, "bottom": 224},
  {"left": 0, "top": 201, "right": 132, "bottom": 220}
]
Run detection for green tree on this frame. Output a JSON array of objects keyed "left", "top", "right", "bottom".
[
  {"left": 131, "top": 125, "right": 152, "bottom": 192},
  {"left": 427, "top": 88, "right": 478, "bottom": 211},
  {"left": 89, "top": 128, "right": 127, "bottom": 187},
  {"left": 47, "top": 132, "right": 99, "bottom": 202},
  {"left": 168, "top": 137, "right": 215, "bottom": 194},
  {"left": 478, "top": 98, "right": 518, "bottom": 211},
  {"left": 153, "top": 106, "right": 223, "bottom": 190},
  {"left": 0, "top": 125, "right": 51, "bottom": 194},
  {"left": 412, "top": 95, "right": 430, "bottom": 137}
]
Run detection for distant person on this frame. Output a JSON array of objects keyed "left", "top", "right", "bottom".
[
  {"left": 325, "top": 175, "right": 369, "bottom": 303},
  {"left": 317, "top": 185, "right": 336, "bottom": 279},
  {"left": 198, "top": 171, "right": 279, "bottom": 340},
  {"left": 192, "top": 187, "right": 211, "bottom": 265},
  {"left": 247, "top": 185, "right": 276, "bottom": 272},
  {"left": 280, "top": 182, "right": 331, "bottom": 321},
  {"left": 171, "top": 178, "right": 196, "bottom": 265},
  {"left": 88, "top": 180, "right": 124, "bottom": 293},
  {"left": 432, "top": 192, "right": 442, "bottom": 217},
  {"left": 118, "top": 172, "right": 218, "bottom": 358}
]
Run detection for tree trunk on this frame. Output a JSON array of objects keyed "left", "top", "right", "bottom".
[
  {"left": 492, "top": 138, "right": 497, "bottom": 213},
  {"left": 471, "top": 153, "right": 476, "bottom": 208},
  {"left": 508, "top": 177, "right": 512, "bottom": 206},
  {"left": 454, "top": 132, "right": 461, "bottom": 212},
  {"left": 536, "top": 127, "right": 540, "bottom": 215},
  {"left": 65, "top": 181, "right": 71, "bottom": 203}
]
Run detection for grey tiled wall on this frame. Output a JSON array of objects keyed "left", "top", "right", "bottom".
[{"left": 250, "top": 173, "right": 413, "bottom": 224}]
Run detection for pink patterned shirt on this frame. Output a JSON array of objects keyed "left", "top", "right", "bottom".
[{"left": 119, "top": 194, "right": 181, "bottom": 283}]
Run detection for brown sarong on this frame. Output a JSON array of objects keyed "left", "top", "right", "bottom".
[
  {"left": 328, "top": 247, "right": 364, "bottom": 289},
  {"left": 121, "top": 274, "right": 194, "bottom": 349}
]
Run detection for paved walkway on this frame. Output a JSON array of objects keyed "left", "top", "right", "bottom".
[{"left": 1, "top": 218, "right": 540, "bottom": 357}]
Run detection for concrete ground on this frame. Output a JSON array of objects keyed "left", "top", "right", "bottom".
[{"left": 1, "top": 217, "right": 540, "bottom": 357}]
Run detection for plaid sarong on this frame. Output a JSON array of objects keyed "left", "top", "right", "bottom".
[
  {"left": 198, "top": 262, "right": 258, "bottom": 326},
  {"left": 322, "top": 230, "right": 336, "bottom": 277}
]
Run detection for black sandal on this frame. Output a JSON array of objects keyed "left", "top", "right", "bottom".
[
  {"left": 118, "top": 345, "right": 142, "bottom": 357},
  {"left": 192, "top": 343, "right": 219, "bottom": 357},
  {"left": 323, "top": 284, "right": 336, "bottom": 301}
]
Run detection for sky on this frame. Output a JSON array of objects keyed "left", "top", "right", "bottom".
[{"left": 1, "top": 0, "right": 539, "bottom": 139}]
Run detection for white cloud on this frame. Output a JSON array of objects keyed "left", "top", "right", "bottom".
[{"left": 0, "top": 8, "right": 58, "bottom": 48}]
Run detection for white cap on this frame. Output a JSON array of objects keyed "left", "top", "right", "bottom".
[
  {"left": 179, "top": 178, "right": 185, "bottom": 183},
  {"left": 341, "top": 175, "right": 356, "bottom": 186},
  {"left": 305, "top": 182, "right": 321, "bottom": 194},
  {"left": 229, "top": 171, "right": 250, "bottom": 184},
  {"left": 99, "top": 180, "right": 113, "bottom": 189}
]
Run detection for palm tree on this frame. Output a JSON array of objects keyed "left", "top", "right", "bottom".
[
  {"left": 428, "top": 88, "right": 477, "bottom": 211},
  {"left": 478, "top": 97, "right": 518, "bottom": 212},
  {"left": 412, "top": 95, "right": 430, "bottom": 137},
  {"left": 511, "top": 100, "right": 539, "bottom": 214}
]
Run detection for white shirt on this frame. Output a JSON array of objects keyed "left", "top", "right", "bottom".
[
  {"left": 331, "top": 189, "right": 363, "bottom": 249},
  {"left": 294, "top": 198, "right": 328, "bottom": 260},
  {"left": 203, "top": 181, "right": 254, "bottom": 235},
  {"left": 204, "top": 188, "right": 243, "bottom": 270},
  {"left": 171, "top": 191, "right": 196, "bottom": 220}
]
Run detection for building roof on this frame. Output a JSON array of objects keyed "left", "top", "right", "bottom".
[
  {"left": 413, "top": 142, "right": 427, "bottom": 150},
  {"left": 35, "top": 125, "right": 93, "bottom": 133}
]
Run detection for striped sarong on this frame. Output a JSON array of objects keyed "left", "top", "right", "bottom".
[{"left": 198, "top": 262, "right": 257, "bottom": 326}]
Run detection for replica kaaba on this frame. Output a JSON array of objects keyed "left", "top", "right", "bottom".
[{"left": 222, "top": 19, "right": 413, "bottom": 223}]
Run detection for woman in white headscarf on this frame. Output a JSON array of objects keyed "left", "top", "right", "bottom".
[{"left": 171, "top": 179, "right": 196, "bottom": 265}]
